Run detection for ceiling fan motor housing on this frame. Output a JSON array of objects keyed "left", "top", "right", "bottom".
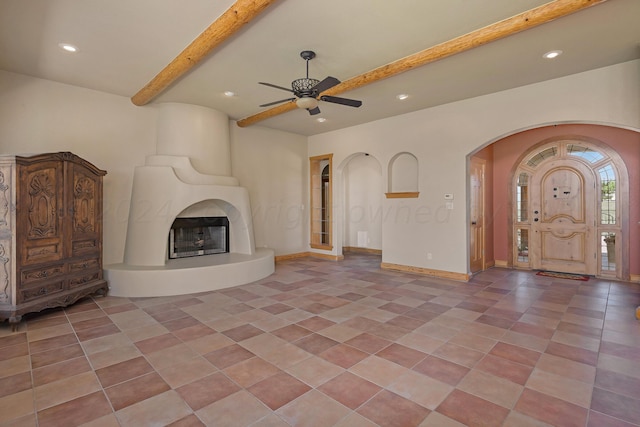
[{"left": 292, "top": 78, "right": 320, "bottom": 96}]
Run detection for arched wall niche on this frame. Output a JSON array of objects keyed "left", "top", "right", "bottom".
[{"left": 387, "top": 152, "right": 419, "bottom": 198}]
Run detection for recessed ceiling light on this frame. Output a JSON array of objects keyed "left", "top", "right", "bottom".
[
  {"left": 316, "top": 118, "right": 326, "bottom": 123},
  {"left": 543, "top": 50, "right": 563, "bottom": 59},
  {"left": 58, "top": 43, "right": 78, "bottom": 53},
  {"left": 396, "top": 93, "right": 409, "bottom": 100},
  {"left": 223, "top": 91, "right": 235, "bottom": 97}
]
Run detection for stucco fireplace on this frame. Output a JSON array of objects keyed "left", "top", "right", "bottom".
[{"left": 104, "top": 103, "right": 274, "bottom": 297}]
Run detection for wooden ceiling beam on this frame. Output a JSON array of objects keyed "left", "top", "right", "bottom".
[
  {"left": 131, "top": 0, "right": 279, "bottom": 106},
  {"left": 236, "top": 0, "right": 607, "bottom": 128}
]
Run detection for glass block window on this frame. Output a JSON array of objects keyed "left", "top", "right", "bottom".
[
  {"left": 527, "top": 147, "right": 557, "bottom": 167},
  {"left": 599, "top": 164, "right": 616, "bottom": 225},
  {"left": 567, "top": 144, "right": 604, "bottom": 163},
  {"left": 516, "top": 173, "right": 528, "bottom": 222}
]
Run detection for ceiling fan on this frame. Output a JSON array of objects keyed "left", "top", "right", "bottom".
[{"left": 259, "top": 50, "right": 362, "bottom": 115}]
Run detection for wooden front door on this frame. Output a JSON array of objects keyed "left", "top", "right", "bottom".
[
  {"left": 529, "top": 159, "right": 597, "bottom": 275},
  {"left": 469, "top": 158, "right": 485, "bottom": 273}
]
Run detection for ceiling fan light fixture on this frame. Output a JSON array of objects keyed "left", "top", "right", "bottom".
[{"left": 296, "top": 96, "right": 318, "bottom": 110}]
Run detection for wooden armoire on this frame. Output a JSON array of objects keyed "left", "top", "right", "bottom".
[{"left": 0, "top": 152, "right": 108, "bottom": 325}]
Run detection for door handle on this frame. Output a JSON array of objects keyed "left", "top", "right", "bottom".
[
  {"left": 534, "top": 218, "right": 539, "bottom": 222},
  {"left": 471, "top": 221, "right": 477, "bottom": 225}
]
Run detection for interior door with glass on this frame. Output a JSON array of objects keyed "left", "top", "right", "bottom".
[
  {"left": 529, "top": 160, "right": 597, "bottom": 275},
  {"left": 469, "top": 158, "right": 485, "bottom": 273}
]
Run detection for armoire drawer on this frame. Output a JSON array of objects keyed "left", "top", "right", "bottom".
[
  {"left": 20, "top": 280, "right": 65, "bottom": 302},
  {"left": 69, "top": 258, "right": 100, "bottom": 273},
  {"left": 20, "top": 263, "right": 66, "bottom": 285},
  {"left": 68, "top": 271, "right": 102, "bottom": 289}
]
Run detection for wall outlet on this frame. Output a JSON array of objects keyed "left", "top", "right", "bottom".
[{"left": 427, "top": 252, "right": 433, "bottom": 260}]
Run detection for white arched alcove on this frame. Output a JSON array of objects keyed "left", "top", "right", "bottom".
[{"left": 388, "top": 152, "right": 419, "bottom": 193}]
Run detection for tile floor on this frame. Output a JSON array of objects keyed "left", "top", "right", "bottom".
[{"left": 1, "top": 253, "right": 639, "bottom": 427}]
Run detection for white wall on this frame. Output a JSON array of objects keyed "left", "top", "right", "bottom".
[
  {"left": 230, "top": 124, "right": 308, "bottom": 256},
  {"left": 0, "top": 70, "right": 157, "bottom": 265},
  {"left": 309, "top": 60, "right": 640, "bottom": 275}
]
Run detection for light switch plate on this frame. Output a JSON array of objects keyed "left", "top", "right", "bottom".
[{"left": 444, "top": 193, "right": 454, "bottom": 200}]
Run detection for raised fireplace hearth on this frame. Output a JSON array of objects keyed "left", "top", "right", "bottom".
[{"left": 169, "top": 216, "right": 229, "bottom": 259}]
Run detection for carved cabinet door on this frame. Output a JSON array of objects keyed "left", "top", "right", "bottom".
[
  {"left": 18, "top": 160, "right": 65, "bottom": 266},
  {"left": 69, "top": 162, "right": 102, "bottom": 258}
]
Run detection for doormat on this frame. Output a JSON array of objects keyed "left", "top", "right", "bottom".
[{"left": 536, "top": 271, "right": 589, "bottom": 281}]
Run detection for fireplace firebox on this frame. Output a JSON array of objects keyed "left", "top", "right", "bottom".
[{"left": 169, "top": 217, "right": 229, "bottom": 259}]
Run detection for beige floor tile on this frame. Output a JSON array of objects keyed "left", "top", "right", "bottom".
[
  {"left": 534, "top": 353, "right": 596, "bottom": 384},
  {"left": 0, "top": 389, "right": 34, "bottom": 424},
  {"left": 185, "top": 333, "right": 235, "bottom": 355},
  {"left": 159, "top": 356, "right": 217, "bottom": 388},
  {"left": 81, "top": 332, "right": 133, "bottom": 355},
  {"left": 501, "top": 410, "right": 555, "bottom": 426},
  {"left": 197, "top": 390, "right": 271, "bottom": 426},
  {"left": 115, "top": 390, "right": 192, "bottom": 427},
  {"left": 122, "top": 323, "right": 170, "bottom": 342},
  {"left": 0, "top": 355, "right": 31, "bottom": 379},
  {"left": 286, "top": 356, "right": 344, "bottom": 388},
  {"left": 349, "top": 355, "right": 409, "bottom": 387},
  {"left": 551, "top": 330, "right": 601, "bottom": 352},
  {"left": 276, "top": 389, "right": 351, "bottom": 427},
  {"left": 34, "top": 371, "right": 101, "bottom": 410},
  {"left": 449, "top": 331, "right": 497, "bottom": 353},
  {"left": 457, "top": 369, "right": 523, "bottom": 409},
  {"left": 108, "top": 310, "right": 157, "bottom": 330},
  {"left": 388, "top": 370, "right": 453, "bottom": 409},
  {"left": 598, "top": 353, "right": 640, "bottom": 378},
  {"left": 525, "top": 368, "right": 593, "bottom": 408},
  {"left": 419, "top": 411, "right": 467, "bottom": 427},
  {"left": 79, "top": 413, "right": 122, "bottom": 427},
  {"left": 499, "top": 330, "right": 550, "bottom": 352},
  {"left": 145, "top": 343, "right": 199, "bottom": 371},
  {"left": 87, "top": 344, "right": 142, "bottom": 370},
  {"left": 26, "top": 323, "right": 74, "bottom": 342},
  {"left": 317, "top": 324, "right": 362, "bottom": 342},
  {"left": 250, "top": 413, "right": 292, "bottom": 426}
]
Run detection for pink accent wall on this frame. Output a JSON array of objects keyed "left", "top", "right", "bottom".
[{"left": 486, "top": 124, "right": 640, "bottom": 275}]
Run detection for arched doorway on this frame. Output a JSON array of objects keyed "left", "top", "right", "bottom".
[
  {"left": 341, "top": 153, "right": 383, "bottom": 254},
  {"left": 510, "top": 137, "right": 628, "bottom": 279}
]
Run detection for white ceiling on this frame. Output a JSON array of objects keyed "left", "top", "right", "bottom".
[{"left": 1, "top": 0, "right": 639, "bottom": 136}]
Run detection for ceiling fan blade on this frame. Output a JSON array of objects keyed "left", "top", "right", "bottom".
[
  {"left": 311, "top": 76, "right": 340, "bottom": 94},
  {"left": 259, "top": 82, "right": 294, "bottom": 93},
  {"left": 320, "top": 95, "right": 362, "bottom": 108},
  {"left": 259, "top": 98, "right": 296, "bottom": 107},
  {"left": 308, "top": 107, "right": 321, "bottom": 115}
]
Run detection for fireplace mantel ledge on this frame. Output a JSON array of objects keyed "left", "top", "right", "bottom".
[{"left": 145, "top": 155, "right": 239, "bottom": 186}]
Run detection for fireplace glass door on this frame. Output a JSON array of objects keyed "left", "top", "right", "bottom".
[{"left": 169, "top": 217, "right": 229, "bottom": 259}]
